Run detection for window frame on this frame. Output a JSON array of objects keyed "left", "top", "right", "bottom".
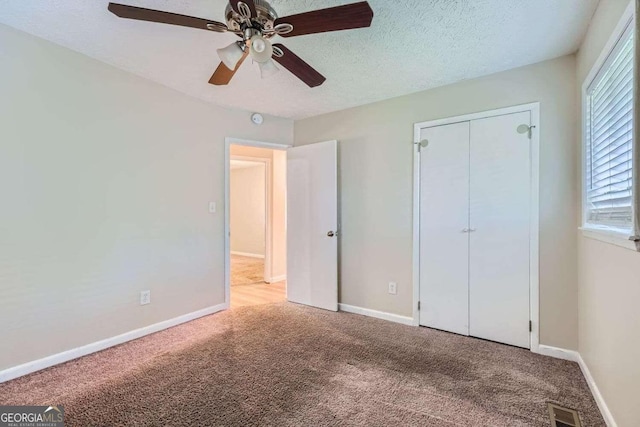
[{"left": 581, "top": 0, "right": 637, "bottom": 250}]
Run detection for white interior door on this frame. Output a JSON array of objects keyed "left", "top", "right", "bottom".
[
  {"left": 469, "top": 111, "right": 531, "bottom": 348},
  {"left": 287, "top": 140, "right": 338, "bottom": 311},
  {"left": 419, "top": 122, "right": 470, "bottom": 335}
]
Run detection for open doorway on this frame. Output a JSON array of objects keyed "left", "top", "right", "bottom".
[{"left": 226, "top": 140, "right": 288, "bottom": 308}]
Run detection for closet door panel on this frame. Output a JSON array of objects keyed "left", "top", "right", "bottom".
[
  {"left": 469, "top": 112, "right": 531, "bottom": 348},
  {"left": 419, "top": 121, "right": 470, "bottom": 335}
]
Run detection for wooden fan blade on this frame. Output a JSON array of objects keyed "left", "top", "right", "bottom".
[
  {"left": 274, "top": 1, "right": 373, "bottom": 38},
  {"left": 108, "top": 3, "right": 228, "bottom": 32},
  {"left": 209, "top": 51, "right": 249, "bottom": 85},
  {"left": 229, "top": 0, "right": 257, "bottom": 18},
  {"left": 272, "top": 44, "right": 326, "bottom": 88}
]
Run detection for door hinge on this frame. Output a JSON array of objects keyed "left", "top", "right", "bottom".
[
  {"left": 417, "top": 301, "right": 420, "bottom": 310},
  {"left": 529, "top": 320, "right": 532, "bottom": 332}
]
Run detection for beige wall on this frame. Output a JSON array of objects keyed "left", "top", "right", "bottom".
[
  {"left": 229, "top": 145, "right": 286, "bottom": 280},
  {"left": 576, "top": 1, "right": 640, "bottom": 426},
  {"left": 295, "top": 55, "right": 579, "bottom": 350},
  {"left": 0, "top": 24, "right": 292, "bottom": 371},
  {"left": 230, "top": 164, "right": 266, "bottom": 256}
]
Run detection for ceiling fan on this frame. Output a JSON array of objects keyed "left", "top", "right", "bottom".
[{"left": 107, "top": 0, "right": 374, "bottom": 88}]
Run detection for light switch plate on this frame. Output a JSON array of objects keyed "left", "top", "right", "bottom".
[{"left": 209, "top": 202, "right": 216, "bottom": 213}]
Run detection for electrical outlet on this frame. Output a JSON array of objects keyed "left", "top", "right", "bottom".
[
  {"left": 140, "top": 290, "right": 151, "bottom": 305},
  {"left": 208, "top": 202, "right": 216, "bottom": 213},
  {"left": 388, "top": 282, "right": 397, "bottom": 295}
]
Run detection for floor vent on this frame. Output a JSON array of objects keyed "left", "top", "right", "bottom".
[{"left": 548, "top": 403, "right": 581, "bottom": 427}]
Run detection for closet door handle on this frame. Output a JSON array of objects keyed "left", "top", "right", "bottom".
[
  {"left": 461, "top": 228, "right": 469, "bottom": 233},
  {"left": 469, "top": 228, "right": 477, "bottom": 232}
]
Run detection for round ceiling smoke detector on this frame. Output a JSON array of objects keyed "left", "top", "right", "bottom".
[{"left": 251, "top": 113, "right": 264, "bottom": 125}]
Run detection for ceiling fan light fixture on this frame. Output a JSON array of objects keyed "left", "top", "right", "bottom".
[
  {"left": 249, "top": 34, "right": 273, "bottom": 63},
  {"left": 259, "top": 59, "right": 279, "bottom": 79},
  {"left": 217, "top": 41, "right": 244, "bottom": 70}
]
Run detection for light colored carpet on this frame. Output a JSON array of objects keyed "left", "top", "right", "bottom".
[
  {"left": 0, "top": 303, "right": 604, "bottom": 426},
  {"left": 231, "top": 254, "right": 264, "bottom": 286}
]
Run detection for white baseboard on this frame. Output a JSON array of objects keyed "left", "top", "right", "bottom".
[
  {"left": 576, "top": 353, "right": 618, "bottom": 427},
  {"left": 338, "top": 303, "right": 414, "bottom": 326},
  {"left": 0, "top": 303, "right": 226, "bottom": 384},
  {"left": 267, "top": 275, "right": 286, "bottom": 283},
  {"left": 535, "top": 344, "right": 579, "bottom": 362},
  {"left": 534, "top": 345, "right": 616, "bottom": 427},
  {"left": 230, "top": 251, "right": 265, "bottom": 259}
]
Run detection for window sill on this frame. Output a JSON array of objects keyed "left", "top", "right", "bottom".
[{"left": 579, "top": 226, "right": 638, "bottom": 251}]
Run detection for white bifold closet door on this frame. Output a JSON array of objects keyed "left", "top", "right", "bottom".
[
  {"left": 419, "top": 111, "right": 531, "bottom": 348},
  {"left": 419, "top": 121, "right": 470, "bottom": 336},
  {"left": 469, "top": 112, "right": 530, "bottom": 348}
]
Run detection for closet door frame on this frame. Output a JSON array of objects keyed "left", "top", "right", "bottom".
[{"left": 412, "top": 102, "right": 540, "bottom": 352}]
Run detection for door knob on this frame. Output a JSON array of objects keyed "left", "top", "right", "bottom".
[{"left": 327, "top": 231, "right": 337, "bottom": 237}]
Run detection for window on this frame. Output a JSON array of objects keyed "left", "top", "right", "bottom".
[{"left": 584, "top": 19, "right": 634, "bottom": 232}]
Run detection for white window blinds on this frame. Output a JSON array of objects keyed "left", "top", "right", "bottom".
[{"left": 585, "top": 23, "right": 634, "bottom": 230}]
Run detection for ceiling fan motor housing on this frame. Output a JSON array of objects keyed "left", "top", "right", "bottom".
[{"left": 225, "top": 0, "right": 278, "bottom": 37}]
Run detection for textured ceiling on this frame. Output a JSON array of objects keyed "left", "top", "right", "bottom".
[{"left": 0, "top": 0, "right": 598, "bottom": 119}]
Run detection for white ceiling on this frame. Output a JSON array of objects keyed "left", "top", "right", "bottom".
[{"left": 0, "top": 0, "right": 598, "bottom": 120}]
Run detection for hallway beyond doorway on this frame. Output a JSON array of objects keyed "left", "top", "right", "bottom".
[
  {"left": 231, "top": 254, "right": 286, "bottom": 307},
  {"left": 231, "top": 254, "right": 264, "bottom": 286}
]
